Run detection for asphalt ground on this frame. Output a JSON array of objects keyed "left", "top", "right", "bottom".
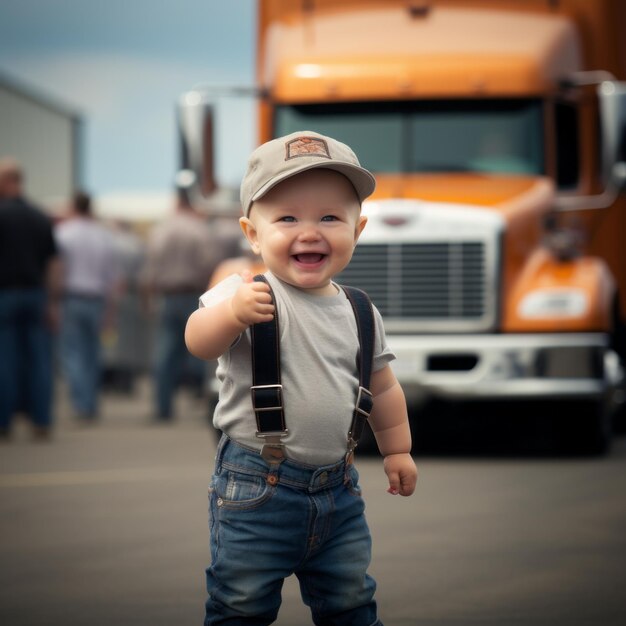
[{"left": 1, "top": 380, "right": 626, "bottom": 626}]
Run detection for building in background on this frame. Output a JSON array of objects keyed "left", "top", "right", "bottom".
[{"left": 0, "top": 70, "right": 82, "bottom": 212}]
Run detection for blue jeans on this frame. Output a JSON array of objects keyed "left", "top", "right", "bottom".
[
  {"left": 0, "top": 288, "right": 53, "bottom": 430},
  {"left": 60, "top": 295, "right": 106, "bottom": 416},
  {"left": 155, "top": 293, "right": 205, "bottom": 418},
  {"left": 205, "top": 436, "right": 382, "bottom": 626}
]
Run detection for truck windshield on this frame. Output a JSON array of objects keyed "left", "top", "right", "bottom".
[{"left": 275, "top": 99, "right": 544, "bottom": 176}]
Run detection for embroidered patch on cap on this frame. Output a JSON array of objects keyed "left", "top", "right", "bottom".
[{"left": 285, "top": 136, "right": 331, "bottom": 160}]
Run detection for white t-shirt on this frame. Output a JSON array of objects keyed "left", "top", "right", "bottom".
[
  {"left": 199, "top": 272, "right": 395, "bottom": 465},
  {"left": 55, "top": 218, "right": 118, "bottom": 297}
]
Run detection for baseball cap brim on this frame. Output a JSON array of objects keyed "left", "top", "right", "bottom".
[{"left": 250, "top": 161, "right": 376, "bottom": 209}]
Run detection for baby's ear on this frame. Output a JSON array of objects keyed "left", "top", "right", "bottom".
[
  {"left": 354, "top": 214, "right": 368, "bottom": 243},
  {"left": 239, "top": 217, "right": 260, "bottom": 254}
]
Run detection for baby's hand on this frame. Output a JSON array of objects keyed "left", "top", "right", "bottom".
[
  {"left": 384, "top": 453, "right": 418, "bottom": 496},
  {"left": 231, "top": 270, "right": 275, "bottom": 327}
]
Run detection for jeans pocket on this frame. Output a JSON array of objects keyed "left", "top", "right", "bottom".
[{"left": 214, "top": 470, "right": 274, "bottom": 510}]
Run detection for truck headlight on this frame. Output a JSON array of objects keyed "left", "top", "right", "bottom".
[{"left": 518, "top": 289, "right": 588, "bottom": 319}]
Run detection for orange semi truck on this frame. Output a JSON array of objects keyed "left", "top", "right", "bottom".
[{"left": 178, "top": 0, "right": 626, "bottom": 452}]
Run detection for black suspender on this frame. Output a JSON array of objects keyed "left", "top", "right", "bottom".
[
  {"left": 342, "top": 286, "right": 375, "bottom": 460},
  {"left": 250, "top": 275, "right": 288, "bottom": 462},
  {"left": 250, "top": 276, "right": 285, "bottom": 435},
  {"left": 250, "top": 275, "right": 375, "bottom": 462}
]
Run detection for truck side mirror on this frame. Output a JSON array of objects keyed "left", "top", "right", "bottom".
[
  {"left": 556, "top": 75, "right": 626, "bottom": 211},
  {"left": 176, "top": 86, "right": 262, "bottom": 212},
  {"left": 598, "top": 80, "right": 626, "bottom": 189},
  {"left": 177, "top": 90, "right": 216, "bottom": 200}
]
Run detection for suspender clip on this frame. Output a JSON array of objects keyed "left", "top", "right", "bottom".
[
  {"left": 256, "top": 432, "right": 289, "bottom": 464},
  {"left": 345, "top": 436, "right": 358, "bottom": 465}
]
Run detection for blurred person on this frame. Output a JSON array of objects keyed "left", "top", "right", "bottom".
[
  {"left": 55, "top": 191, "right": 119, "bottom": 421},
  {"left": 102, "top": 220, "right": 146, "bottom": 392},
  {"left": 0, "top": 157, "right": 61, "bottom": 440},
  {"left": 207, "top": 239, "right": 265, "bottom": 289},
  {"left": 140, "top": 195, "right": 220, "bottom": 421},
  {"left": 110, "top": 220, "right": 145, "bottom": 289}
]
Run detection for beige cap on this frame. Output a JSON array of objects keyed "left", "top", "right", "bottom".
[{"left": 240, "top": 130, "right": 376, "bottom": 216}]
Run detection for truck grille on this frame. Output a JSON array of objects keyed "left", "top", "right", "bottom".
[{"left": 338, "top": 242, "right": 488, "bottom": 323}]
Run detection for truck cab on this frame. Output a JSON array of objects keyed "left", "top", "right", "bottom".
[{"left": 179, "top": 0, "right": 626, "bottom": 452}]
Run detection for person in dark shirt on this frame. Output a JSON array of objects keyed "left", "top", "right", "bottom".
[{"left": 0, "top": 158, "right": 61, "bottom": 440}]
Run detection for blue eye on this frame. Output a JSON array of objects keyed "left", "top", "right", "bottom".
[
  {"left": 321, "top": 215, "right": 338, "bottom": 222},
  {"left": 278, "top": 216, "right": 296, "bottom": 223}
]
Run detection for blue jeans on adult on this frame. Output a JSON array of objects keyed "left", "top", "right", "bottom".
[
  {"left": 205, "top": 436, "right": 383, "bottom": 626},
  {"left": 0, "top": 288, "right": 53, "bottom": 431},
  {"left": 155, "top": 293, "right": 205, "bottom": 419},
  {"left": 60, "top": 294, "right": 105, "bottom": 417}
]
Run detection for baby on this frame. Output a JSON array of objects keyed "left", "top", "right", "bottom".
[{"left": 186, "top": 130, "right": 418, "bottom": 625}]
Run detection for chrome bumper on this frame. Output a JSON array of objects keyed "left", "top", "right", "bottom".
[{"left": 387, "top": 333, "right": 621, "bottom": 401}]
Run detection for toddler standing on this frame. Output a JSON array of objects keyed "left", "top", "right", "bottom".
[{"left": 186, "top": 130, "right": 418, "bottom": 625}]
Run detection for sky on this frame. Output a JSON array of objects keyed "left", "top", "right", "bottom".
[{"left": 0, "top": 0, "right": 257, "bottom": 196}]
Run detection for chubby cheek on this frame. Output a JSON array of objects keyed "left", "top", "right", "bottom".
[
  {"left": 336, "top": 232, "right": 359, "bottom": 255},
  {"left": 276, "top": 229, "right": 296, "bottom": 249},
  {"left": 259, "top": 232, "right": 291, "bottom": 261}
]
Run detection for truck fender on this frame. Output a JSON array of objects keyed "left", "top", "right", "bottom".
[{"left": 504, "top": 248, "right": 615, "bottom": 332}]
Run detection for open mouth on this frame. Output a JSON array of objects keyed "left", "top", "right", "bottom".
[{"left": 293, "top": 253, "right": 326, "bottom": 264}]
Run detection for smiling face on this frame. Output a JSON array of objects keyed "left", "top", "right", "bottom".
[{"left": 239, "top": 169, "right": 368, "bottom": 296}]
